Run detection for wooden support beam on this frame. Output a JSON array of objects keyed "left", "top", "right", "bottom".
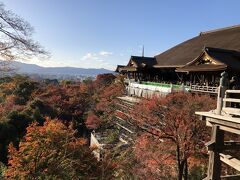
[
  {"left": 221, "top": 174, "right": 240, "bottom": 180},
  {"left": 223, "top": 141, "right": 240, "bottom": 150},
  {"left": 226, "top": 90, "right": 240, "bottom": 94},
  {"left": 220, "top": 153, "right": 240, "bottom": 172},
  {"left": 205, "top": 140, "right": 240, "bottom": 151},
  {"left": 198, "top": 114, "right": 206, "bottom": 121},
  {"left": 222, "top": 107, "right": 240, "bottom": 114},
  {"left": 206, "top": 125, "right": 224, "bottom": 180},
  {"left": 223, "top": 98, "right": 240, "bottom": 103},
  {"left": 196, "top": 111, "right": 240, "bottom": 124},
  {"left": 206, "top": 118, "right": 240, "bottom": 135},
  {"left": 205, "top": 139, "right": 215, "bottom": 151}
]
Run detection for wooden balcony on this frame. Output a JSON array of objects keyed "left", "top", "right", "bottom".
[
  {"left": 189, "top": 85, "right": 218, "bottom": 94},
  {"left": 196, "top": 86, "right": 240, "bottom": 179},
  {"left": 126, "top": 81, "right": 188, "bottom": 98},
  {"left": 125, "top": 79, "right": 219, "bottom": 97}
]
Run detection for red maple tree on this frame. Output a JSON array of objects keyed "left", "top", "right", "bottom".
[{"left": 130, "top": 92, "right": 215, "bottom": 179}]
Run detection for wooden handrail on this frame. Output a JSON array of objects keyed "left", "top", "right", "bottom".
[{"left": 189, "top": 85, "right": 218, "bottom": 93}]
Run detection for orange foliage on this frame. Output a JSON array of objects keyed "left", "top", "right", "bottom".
[{"left": 5, "top": 118, "right": 114, "bottom": 179}]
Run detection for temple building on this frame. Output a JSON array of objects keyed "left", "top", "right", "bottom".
[
  {"left": 116, "top": 56, "right": 178, "bottom": 83},
  {"left": 176, "top": 47, "right": 240, "bottom": 86},
  {"left": 116, "top": 25, "right": 240, "bottom": 96}
]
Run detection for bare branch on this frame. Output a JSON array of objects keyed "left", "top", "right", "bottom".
[{"left": 0, "top": 2, "right": 50, "bottom": 66}]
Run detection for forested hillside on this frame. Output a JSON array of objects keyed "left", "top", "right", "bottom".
[
  {"left": 0, "top": 73, "right": 217, "bottom": 179},
  {"left": 0, "top": 73, "right": 122, "bottom": 179}
]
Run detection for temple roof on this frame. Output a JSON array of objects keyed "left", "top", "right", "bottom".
[
  {"left": 155, "top": 25, "right": 240, "bottom": 67},
  {"left": 176, "top": 47, "right": 240, "bottom": 72},
  {"left": 116, "top": 66, "right": 137, "bottom": 72},
  {"left": 115, "top": 65, "right": 125, "bottom": 72},
  {"left": 127, "top": 56, "right": 156, "bottom": 68}
]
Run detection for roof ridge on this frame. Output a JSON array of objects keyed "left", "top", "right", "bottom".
[
  {"left": 204, "top": 47, "right": 239, "bottom": 53},
  {"left": 199, "top": 25, "right": 240, "bottom": 36},
  {"left": 131, "top": 55, "right": 154, "bottom": 59}
]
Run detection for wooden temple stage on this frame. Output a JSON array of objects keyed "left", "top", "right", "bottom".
[{"left": 196, "top": 72, "right": 240, "bottom": 180}]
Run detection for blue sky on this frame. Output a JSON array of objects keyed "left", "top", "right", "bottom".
[{"left": 3, "top": 0, "right": 240, "bottom": 70}]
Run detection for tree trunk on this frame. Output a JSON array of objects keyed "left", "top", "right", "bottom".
[
  {"left": 176, "top": 145, "right": 184, "bottom": 180},
  {"left": 183, "top": 158, "right": 188, "bottom": 180}
]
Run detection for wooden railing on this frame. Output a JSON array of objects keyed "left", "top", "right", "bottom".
[
  {"left": 189, "top": 85, "right": 218, "bottom": 94},
  {"left": 196, "top": 86, "right": 240, "bottom": 179},
  {"left": 222, "top": 89, "right": 240, "bottom": 116},
  {"left": 125, "top": 78, "right": 219, "bottom": 95}
]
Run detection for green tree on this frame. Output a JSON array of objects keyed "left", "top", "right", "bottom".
[{"left": 14, "top": 81, "right": 37, "bottom": 105}]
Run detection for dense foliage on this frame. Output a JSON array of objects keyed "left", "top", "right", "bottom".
[
  {"left": 5, "top": 119, "right": 114, "bottom": 179},
  {"left": 129, "top": 93, "right": 216, "bottom": 179},
  {"left": 0, "top": 74, "right": 122, "bottom": 178},
  {"left": 0, "top": 73, "right": 219, "bottom": 179}
]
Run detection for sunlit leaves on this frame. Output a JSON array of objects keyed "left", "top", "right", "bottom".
[{"left": 5, "top": 119, "right": 114, "bottom": 179}]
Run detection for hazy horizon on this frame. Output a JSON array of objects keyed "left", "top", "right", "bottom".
[{"left": 4, "top": 0, "right": 240, "bottom": 70}]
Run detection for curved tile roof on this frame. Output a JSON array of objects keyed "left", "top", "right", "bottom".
[
  {"left": 127, "top": 56, "right": 156, "bottom": 68},
  {"left": 176, "top": 47, "right": 240, "bottom": 72},
  {"left": 154, "top": 25, "right": 240, "bottom": 67}
]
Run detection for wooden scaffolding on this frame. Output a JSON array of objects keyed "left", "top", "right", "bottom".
[{"left": 196, "top": 72, "right": 240, "bottom": 179}]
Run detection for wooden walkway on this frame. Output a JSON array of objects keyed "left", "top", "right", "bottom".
[{"left": 196, "top": 82, "right": 240, "bottom": 179}]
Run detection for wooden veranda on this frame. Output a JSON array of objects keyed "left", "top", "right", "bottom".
[{"left": 196, "top": 72, "right": 240, "bottom": 179}]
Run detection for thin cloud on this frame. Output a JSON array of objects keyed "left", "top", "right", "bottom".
[
  {"left": 80, "top": 50, "right": 114, "bottom": 70},
  {"left": 81, "top": 53, "right": 99, "bottom": 61},
  {"left": 81, "top": 51, "right": 113, "bottom": 61},
  {"left": 99, "top": 51, "right": 113, "bottom": 56}
]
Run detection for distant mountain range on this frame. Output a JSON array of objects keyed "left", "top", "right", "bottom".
[{"left": 7, "top": 61, "right": 113, "bottom": 76}]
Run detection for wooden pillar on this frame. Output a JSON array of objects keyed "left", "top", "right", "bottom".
[
  {"left": 205, "top": 125, "right": 224, "bottom": 180},
  {"left": 202, "top": 74, "right": 205, "bottom": 85},
  {"left": 212, "top": 74, "right": 215, "bottom": 86},
  {"left": 206, "top": 74, "right": 209, "bottom": 86}
]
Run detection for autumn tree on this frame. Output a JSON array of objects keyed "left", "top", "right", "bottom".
[
  {"left": 130, "top": 92, "right": 215, "bottom": 180},
  {"left": 86, "top": 111, "right": 101, "bottom": 129},
  {"left": 94, "top": 81, "right": 124, "bottom": 128},
  {"left": 95, "top": 73, "right": 116, "bottom": 88},
  {"left": 0, "top": 77, "right": 92, "bottom": 164},
  {"left": 131, "top": 133, "right": 176, "bottom": 179},
  {"left": 80, "top": 74, "right": 124, "bottom": 130},
  {"left": 0, "top": 74, "right": 122, "bottom": 171},
  {"left": 34, "top": 83, "right": 87, "bottom": 121},
  {"left": 5, "top": 118, "right": 114, "bottom": 179}
]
